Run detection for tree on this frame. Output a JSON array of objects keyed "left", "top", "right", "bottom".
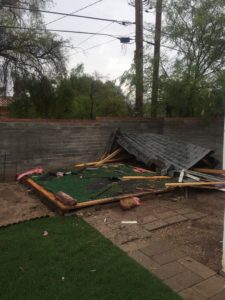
[
  {"left": 165, "top": 0, "right": 225, "bottom": 79},
  {"left": 67, "top": 66, "right": 129, "bottom": 119},
  {"left": 153, "top": 0, "right": 225, "bottom": 117},
  {"left": 12, "top": 76, "right": 58, "bottom": 118},
  {"left": 10, "top": 65, "right": 130, "bottom": 119},
  {"left": 0, "top": 0, "right": 66, "bottom": 95}
]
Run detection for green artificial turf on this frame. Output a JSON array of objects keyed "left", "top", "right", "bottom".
[
  {"left": 30, "top": 163, "right": 175, "bottom": 203},
  {"left": 0, "top": 217, "right": 181, "bottom": 300}
]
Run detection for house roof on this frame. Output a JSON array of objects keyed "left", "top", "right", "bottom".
[
  {"left": 116, "top": 132, "right": 213, "bottom": 175},
  {"left": 0, "top": 97, "right": 13, "bottom": 107}
]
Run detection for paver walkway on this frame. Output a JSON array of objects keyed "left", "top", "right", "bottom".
[
  {"left": 82, "top": 195, "right": 225, "bottom": 299},
  {"left": 128, "top": 240, "right": 225, "bottom": 299}
]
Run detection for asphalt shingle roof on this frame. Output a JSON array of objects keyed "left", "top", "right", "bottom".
[{"left": 117, "top": 132, "right": 213, "bottom": 175}]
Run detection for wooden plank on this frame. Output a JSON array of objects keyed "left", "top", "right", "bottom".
[
  {"left": 166, "top": 181, "right": 225, "bottom": 188},
  {"left": 122, "top": 176, "right": 171, "bottom": 180},
  {"left": 95, "top": 148, "right": 123, "bottom": 167},
  {"left": 193, "top": 168, "right": 225, "bottom": 175},
  {"left": 75, "top": 161, "right": 101, "bottom": 168},
  {"left": 75, "top": 192, "right": 153, "bottom": 208},
  {"left": 74, "top": 157, "right": 128, "bottom": 168}
]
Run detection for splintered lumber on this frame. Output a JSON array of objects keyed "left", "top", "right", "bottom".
[
  {"left": 74, "top": 157, "right": 128, "bottom": 168},
  {"left": 166, "top": 181, "right": 225, "bottom": 188},
  {"left": 75, "top": 161, "right": 101, "bottom": 168},
  {"left": 100, "top": 153, "right": 107, "bottom": 160},
  {"left": 122, "top": 176, "right": 171, "bottom": 180},
  {"left": 193, "top": 168, "right": 225, "bottom": 175},
  {"left": 95, "top": 148, "right": 123, "bottom": 167}
]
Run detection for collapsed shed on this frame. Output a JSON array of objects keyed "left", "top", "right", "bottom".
[
  {"left": 22, "top": 131, "right": 221, "bottom": 214},
  {"left": 115, "top": 132, "right": 214, "bottom": 175}
]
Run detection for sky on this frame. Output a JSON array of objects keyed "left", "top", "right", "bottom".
[{"left": 44, "top": 0, "right": 156, "bottom": 81}]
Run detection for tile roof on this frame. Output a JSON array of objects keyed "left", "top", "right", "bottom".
[{"left": 117, "top": 132, "right": 213, "bottom": 175}]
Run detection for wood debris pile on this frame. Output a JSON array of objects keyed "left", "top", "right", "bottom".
[
  {"left": 21, "top": 130, "right": 225, "bottom": 214},
  {"left": 167, "top": 168, "right": 225, "bottom": 191}
]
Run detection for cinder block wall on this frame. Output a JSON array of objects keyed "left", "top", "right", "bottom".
[
  {"left": 0, "top": 117, "right": 163, "bottom": 180},
  {"left": 0, "top": 117, "right": 223, "bottom": 181}
]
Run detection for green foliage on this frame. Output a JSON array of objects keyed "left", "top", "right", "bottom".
[
  {"left": 160, "top": 75, "right": 225, "bottom": 118},
  {"left": 66, "top": 66, "right": 129, "bottom": 118},
  {"left": 133, "top": 0, "right": 225, "bottom": 117},
  {"left": 11, "top": 76, "right": 56, "bottom": 118},
  {"left": 11, "top": 65, "right": 129, "bottom": 119},
  {"left": 0, "top": 0, "right": 66, "bottom": 95},
  {"left": 165, "top": 0, "right": 225, "bottom": 80}
]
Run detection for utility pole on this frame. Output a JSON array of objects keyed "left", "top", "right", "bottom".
[
  {"left": 135, "top": 0, "right": 144, "bottom": 115},
  {"left": 151, "top": 0, "right": 163, "bottom": 117}
]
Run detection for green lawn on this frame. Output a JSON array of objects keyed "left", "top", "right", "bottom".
[{"left": 0, "top": 217, "right": 181, "bottom": 300}]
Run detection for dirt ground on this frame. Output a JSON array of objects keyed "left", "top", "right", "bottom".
[
  {"left": 149, "top": 190, "right": 224, "bottom": 272},
  {"left": 0, "top": 182, "right": 54, "bottom": 227}
]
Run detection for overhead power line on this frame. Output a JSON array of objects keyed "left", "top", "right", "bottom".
[
  {"left": 80, "top": 31, "right": 135, "bottom": 52},
  {"left": 84, "top": 38, "right": 118, "bottom": 51},
  {"left": 70, "top": 38, "right": 118, "bottom": 57},
  {"left": 46, "top": 0, "right": 103, "bottom": 26},
  {"left": 144, "top": 39, "right": 179, "bottom": 52},
  {"left": 1, "top": 4, "right": 135, "bottom": 25},
  {"left": 0, "top": 25, "right": 134, "bottom": 40},
  {"left": 76, "top": 22, "right": 114, "bottom": 47}
]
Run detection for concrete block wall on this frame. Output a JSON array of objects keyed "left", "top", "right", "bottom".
[
  {"left": 0, "top": 117, "right": 223, "bottom": 181},
  {"left": 0, "top": 117, "right": 163, "bottom": 180}
]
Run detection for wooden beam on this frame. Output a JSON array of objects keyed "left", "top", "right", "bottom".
[
  {"left": 75, "top": 161, "right": 99, "bottom": 168},
  {"left": 166, "top": 181, "right": 225, "bottom": 188},
  {"left": 75, "top": 192, "right": 152, "bottom": 208},
  {"left": 74, "top": 157, "right": 128, "bottom": 168},
  {"left": 193, "top": 168, "right": 225, "bottom": 175},
  {"left": 122, "top": 176, "right": 171, "bottom": 180},
  {"left": 95, "top": 148, "right": 123, "bottom": 167}
]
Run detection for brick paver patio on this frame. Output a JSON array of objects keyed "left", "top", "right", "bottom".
[{"left": 82, "top": 195, "right": 225, "bottom": 299}]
